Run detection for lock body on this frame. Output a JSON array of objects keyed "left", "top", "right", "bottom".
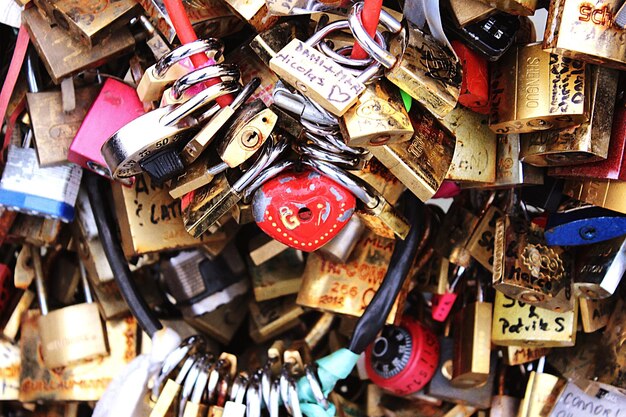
[
  {"left": 451, "top": 40, "right": 489, "bottom": 114},
  {"left": 491, "top": 291, "right": 577, "bottom": 347},
  {"left": 544, "top": 0, "right": 626, "bottom": 70},
  {"left": 573, "top": 236, "right": 626, "bottom": 299},
  {"left": 365, "top": 318, "right": 439, "bottom": 396},
  {"left": 475, "top": 0, "right": 536, "bottom": 15},
  {"left": 367, "top": 107, "right": 456, "bottom": 202},
  {"left": 0, "top": 146, "right": 82, "bottom": 223},
  {"left": 386, "top": 21, "right": 461, "bottom": 119},
  {"left": 249, "top": 248, "right": 304, "bottom": 301},
  {"left": 490, "top": 43, "right": 589, "bottom": 134},
  {"left": 521, "top": 66, "right": 619, "bottom": 167},
  {"left": 467, "top": 205, "right": 503, "bottom": 272},
  {"left": 492, "top": 215, "right": 574, "bottom": 311},
  {"left": 38, "top": 302, "right": 108, "bottom": 369},
  {"left": 27, "top": 86, "right": 99, "bottom": 167},
  {"left": 451, "top": 301, "right": 492, "bottom": 388},
  {"left": 446, "top": 0, "right": 496, "bottom": 27},
  {"left": 297, "top": 232, "right": 404, "bottom": 324}
]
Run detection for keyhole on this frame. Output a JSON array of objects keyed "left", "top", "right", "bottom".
[
  {"left": 297, "top": 207, "right": 313, "bottom": 222},
  {"left": 579, "top": 226, "right": 596, "bottom": 240}
]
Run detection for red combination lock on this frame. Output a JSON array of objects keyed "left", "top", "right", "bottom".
[{"left": 365, "top": 317, "right": 440, "bottom": 396}]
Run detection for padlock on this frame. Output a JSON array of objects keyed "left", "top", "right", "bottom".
[
  {"left": 544, "top": 0, "right": 626, "bottom": 70},
  {"left": 249, "top": 247, "right": 304, "bottom": 301},
  {"left": 492, "top": 214, "right": 575, "bottom": 312},
  {"left": 268, "top": 11, "right": 388, "bottom": 116},
  {"left": 150, "top": 353, "right": 201, "bottom": 417},
  {"left": 217, "top": 100, "right": 278, "bottom": 168},
  {"left": 33, "top": 248, "right": 108, "bottom": 369},
  {"left": 297, "top": 231, "right": 405, "bottom": 324},
  {"left": 445, "top": 13, "right": 521, "bottom": 61},
  {"left": 25, "top": 60, "right": 100, "bottom": 166},
  {"left": 19, "top": 311, "right": 137, "bottom": 402},
  {"left": 431, "top": 266, "right": 465, "bottom": 322},
  {"left": 68, "top": 78, "right": 145, "bottom": 178},
  {"left": 550, "top": 97, "right": 626, "bottom": 180},
  {"left": 0, "top": 137, "right": 82, "bottom": 223},
  {"left": 451, "top": 277, "right": 492, "bottom": 388},
  {"left": 249, "top": 296, "right": 304, "bottom": 343},
  {"left": 491, "top": 291, "right": 577, "bottom": 347},
  {"left": 563, "top": 179, "right": 626, "bottom": 216},
  {"left": 7, "top": 215, "right": 65, "bottom": 249},
  {"left": 161, "top": 250, "right": 249, "bottom": 317},
  {"left": 520, "top": 66, "right": 620, "bottom": 167},
  {"left": 160, "top": 63, "right": 240, "bottom": 107},
  {"left": 137, "top": 38, "right": 224, "bottom": 103},
  {"left": 579, "top": 296, "right": 614, "bottom": 333},
  {"left": 445, "top": 0, "right": 497, "bottom": 27},
  {"left": 413, "top": 254, "right": 450, "bottom": 295},
  {"left": 111, "top": 173, "right": 216, "bottom": 257},
  {"left": 451, "top": 40, "right": 489, "bottom": 114},
  {"left": 33, "top": 0, "right": 138, "bottom": 46},
  {"left": 474, "top": 0, "right": 536, "bottom": 15},
  {"left": 466, "top": 205, "right": 503, "bottom": 272},
  {"left": 594, "top": 299, "right": 626, "bottom": 386},
  {"left": 572, "top": 235, "right": 626, "bottom": 299},
  {"left": 517, "top": 358, "right": 562, "bottom": 417},
  {"left": 440, "top": 106, "right": 497, "bottom": 184},
  {"left": 425, "top": 337, "right": 497, "bottom": 409},
  {"left": 380, "top": 13, "right": 462, "bottom": 119},
  {"left": 23, "top": 7, "right": 135, "bottom": 84},
  {"left": 365, "top": 317, "right": 439, "bottom": 396},
  {"left": 545, "top": 200, "right": 626, "bottom": 246},
  {"left": 367, "top": 106, "right": 456, "bottom": 202},
  {"left": 503, "top": 345, "right": 550, "bottom": 366},
  {"left": 339, "top": 81, "right": 414, "bottom": 147},
  {"left": 490, "top": 43, "right": 589, "bottom": 135},
  {"left": 183, "top": 137, "right": 288, "bottom": 238}
]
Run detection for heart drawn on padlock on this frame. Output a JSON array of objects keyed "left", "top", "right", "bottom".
[{"left": 252, "top": 169, "right": 356, "bottom": 252}]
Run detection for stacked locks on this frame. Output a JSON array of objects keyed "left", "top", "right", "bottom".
[{"left": 2, "top": 0, "right": 626, "bottom": 415}]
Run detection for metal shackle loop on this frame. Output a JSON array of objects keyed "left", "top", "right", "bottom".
[
  {"left": 155, "top": 38, "right": 224, "bottom": 78},
  {"left": 171, "top": 64, "right": 241, "bottom": 100}
]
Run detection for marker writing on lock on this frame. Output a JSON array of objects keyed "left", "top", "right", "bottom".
[{"left": 499, "top": 297, "right": 566, "bottom": 334}]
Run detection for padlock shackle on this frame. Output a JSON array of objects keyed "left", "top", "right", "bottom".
[
  {"left": 155, "top": 38, "right": 224, "bottom": 78},
  {"left": 32, "top": 246, "right": 48, "bottom": 316},
  {"left": 171, "top": 64, "right": 241, "bottom": 100},
  {"left": 349, "top": 2, "right": 397, "bottom": 69}
]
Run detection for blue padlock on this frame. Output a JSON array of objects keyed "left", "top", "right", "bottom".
[{"left": 545, "top": 201, "right": 626, "bottom": 246}]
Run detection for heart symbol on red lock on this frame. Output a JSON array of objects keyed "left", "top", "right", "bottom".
[{"left": 252, "top": 169, "right": 356, "bottom": 252}]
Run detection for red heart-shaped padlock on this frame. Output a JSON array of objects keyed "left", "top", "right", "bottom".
[{"left": 252, "top": 169, "right": 356, "bottom": 252}]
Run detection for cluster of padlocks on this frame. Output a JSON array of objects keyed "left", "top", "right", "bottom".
[{"left": 0, "top": 0, "right": 626, "bottom": 416}]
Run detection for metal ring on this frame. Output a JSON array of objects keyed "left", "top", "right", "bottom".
[
  {"left": 178, "top": 357, "right": 205, "bottom": 417},
  {"left": 269, "top": 380, "right": 281, "bottom": 417},
  {"left": 298, "top": 144, "right": 362, "bottom": 170},
  {"left": 151, "top": 336, "right": 206, "bottom": 401},
  {"left": 171, "top": 64, "right": 241, "bottom": 100},
  {"left": 288, "top": 380, "right": 303, "bottom": 417},
  {"left": 246, "top": 376, "right": 262, "bottom": 417},
  {"left": 318, "top": 42, "right": 372, "bottom": 68},
  {"left": 207, "top": 359, "right": 224, "bottom": 402},
  {"left": 161, "top": 81, "right": 240, "bottom": 127},
  {"left": 189, "top": 357, "right": 210, "bottom": 405},
  {"left": 243, "top": 159, "right": 295, "bottom": 203},
  {"left": 303, "top": 158, "right": 379, "bottom": 208},
  {"left": 155, "top": 38, "right": 224, "bottom": 78},
  {"left": 231, "top": 372, "right": 249, "bottom": 403},
  {"left": 300, "top": 119, "right": 339, "bottom": 137},
  {"left": 261, "top": 363, "right": 273, "bottom": 408},
  {"left": 279, "top": 367, "right": 294, "bottom": 416},
  {"left": 234, "top": 136, "right": 290, "bottom": 193},
  {"left": 305, "top": 364, "right": 329, "bottom": 410},
  {"left": 348, "top": 2, "right": 397, "bottom": 68}
]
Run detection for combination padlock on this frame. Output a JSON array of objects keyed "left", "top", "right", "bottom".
[
  {"left": 365, "top": 317, "right": 440, "bottom": 396},
  {"left": 33, "top": 248, "right": 108, "bottom": 369}
]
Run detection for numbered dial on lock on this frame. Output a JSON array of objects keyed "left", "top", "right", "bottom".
[
  {"left": 365, "top": 318, "right": 440, "bottom": 396},
  {"left": 252, "top": 170, "right": 356, "bottom": 252}
]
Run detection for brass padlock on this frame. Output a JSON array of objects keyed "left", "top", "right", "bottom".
[
  {"left": 446, "top": 0, "right": 497, "bottom": 27},
  {"left": 367, "top": 106, "right": 456, "bottom": 202},
  {"left": 579, "top": 296, "right": 614, "bottom": 333},
  {"left": 573, "top": 235, "right": 626, "bottom": 300},
  {"left": 544, "top": 0, "right": 626, "bottom": 70},
  {"left": 451, "top": 278, "right": 493, "bottom": 388},
  {"left": 248, "top": 248, "right": 304, "bottom": 302},
  {"left": 490, "top": 43, "right": 589, "bottom": 134},
  {"left": 340, "top": 81, "right": 414, "bottom": 147},
  {"left": 520, "top": 66, "right": 620, "bottom": 167},
  {"left": 517, "top": 358, "right": 562, "bottom": 417},
  {"left": 492, "top": 215, "right": 575, "bottom": 312},
  {"left": 466, "top": 205, "right": 503, "bottom": 272},
  {"left": 249, "top": 296, "right": 304, "bottom": 343},
  {"left": 474, "top": 0, "right": 536, "bottom": 15},
  {"left": 491, "top": 291, "right": 577, "bottom": 348},
  {"left": 297, "top": 231, "right": 405, "bottom": 325},
  {"left": 23, "top": 7, "right": 135, "bottom": 84},
  {"left": 33, "top": 248, "right": 108, "bottom": 369},
  {"left": 433, "top": 202, "right": 479, "bottom": 268}
]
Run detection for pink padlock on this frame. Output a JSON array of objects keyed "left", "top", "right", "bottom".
[
  {"left": 68, "top": 78, "right": 145, "bottom": 178},
  {"left": 431, "top": 266, "right": 465, "bottom": 322}
]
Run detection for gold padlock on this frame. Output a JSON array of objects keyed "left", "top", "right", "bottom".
[
  {"left": 490, "top": 43, "right": 589, "bottom": 135},
  {"left": 249, "top": 248, "right": 304, "bottom": 301}
]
